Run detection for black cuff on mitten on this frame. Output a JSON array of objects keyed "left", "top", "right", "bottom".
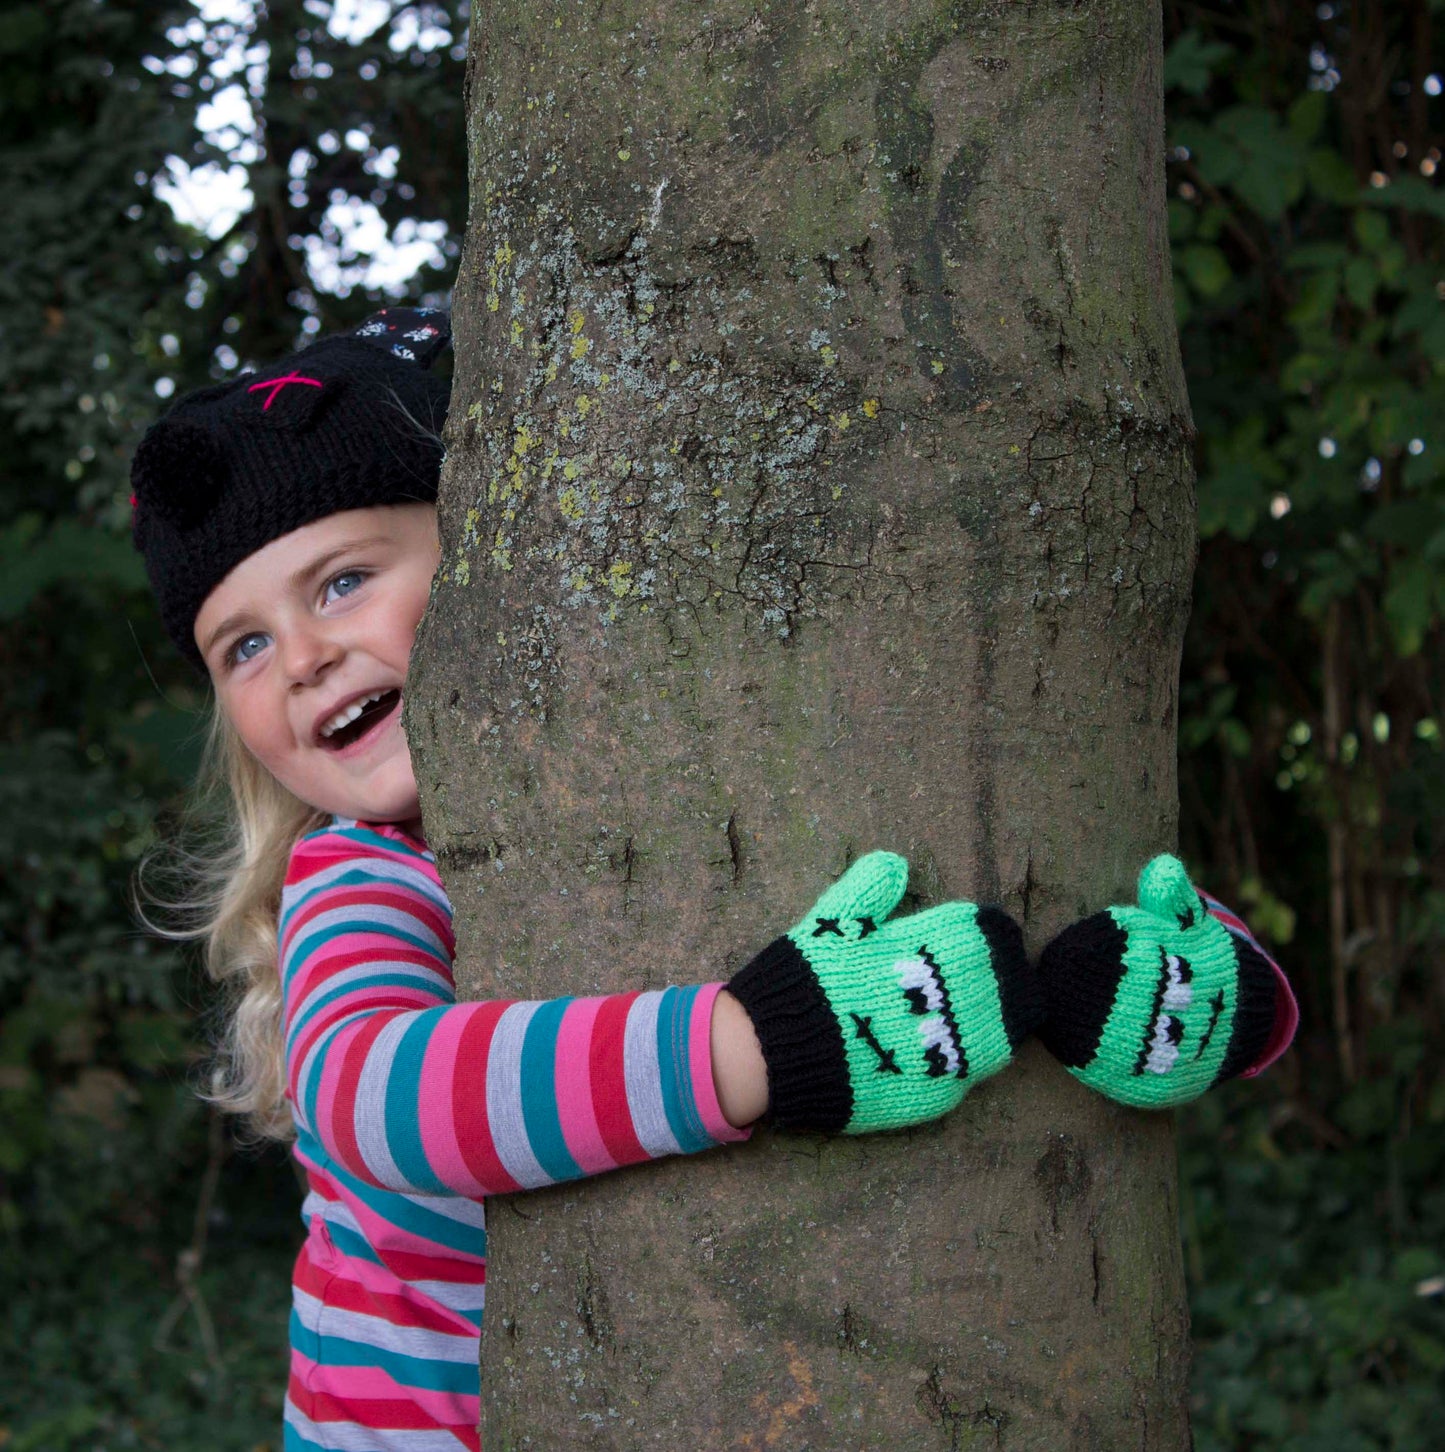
[
  {"left": 977, "top": 906, "right": 1043, "bottom": 1049},
  {"left": 1035, "top": 912, "right": 1128, "bottom": 1071},
  {"left": 1216, "top": 938, "right": 1279, "bottom": 1084},
  {"left": 726, "top": 938, "right": 852, "bottom": 1134}
]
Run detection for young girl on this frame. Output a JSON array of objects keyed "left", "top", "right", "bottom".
[{"left": 132, "top": 308, "right": 1297, "bottom": 1451}]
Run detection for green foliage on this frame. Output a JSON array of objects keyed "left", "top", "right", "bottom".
[
  {"left": 1167, "top": 3, "right": 1445, "bottom": 1446},
  {"left": 0, "top": 2, "right": 466, "bottom": 1446}
]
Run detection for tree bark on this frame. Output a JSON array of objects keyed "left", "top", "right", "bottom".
[{"left": 406, "top": 0, "right": 1197, "bottom": 1445}]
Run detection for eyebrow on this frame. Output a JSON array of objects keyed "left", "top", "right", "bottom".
[{"left": 199, "top": 533, "right": 394, "bottom": 661}]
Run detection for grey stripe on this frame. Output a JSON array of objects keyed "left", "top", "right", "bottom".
[
  {"left": 293, "top": 1011, "right": 372, "bottom": 1126},
  {"left": 292, "top": 1287, "right": 478, "bottom": 1361},
  {"left": 623, "top": 990, "right": 682, "bottom": 1159},
  {"left": 352, "top": 1013, "right": 412, "bottom": 1189},
  {"left": 284, "top": 1401, "right": 466, "bottom": 1452},
  {"left": 286, "top": 958, "right": 452, "bottom": 1051},
  {"left": 283, "top": 900, "right": 450, "bottom": 964},
  {"left": 484, "top": 1001, "right": 552, "bottom": 1189},
  {"left": 281, "top": 854, "right": 449, "bottom": 916}
]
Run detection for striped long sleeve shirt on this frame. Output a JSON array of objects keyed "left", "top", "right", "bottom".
[{"left": 279, "top": 819, "right": 747, "bottom": 1451}]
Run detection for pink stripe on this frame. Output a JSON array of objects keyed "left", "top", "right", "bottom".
[
  {"left": 688, "top": 983, "right": 751, "bottom": 1144},
  {"left": 309, "top": 1012, "right": 356, "bottom": 1144},
  {"left": 415, "top": 1005, "right": 488, "bottom": 1196},
  {"left": 290, "top": 1350, "right": 480, "bottom": 1428},
  {"left": 316, "top": 1241, "right": 485, "bottom": 1310},
  {"left": 1203, "top": 894, "right": 1299, "bottom": 1078},
  {"left": 553, "top": 997, "right": 619, "bottom": 1175}
]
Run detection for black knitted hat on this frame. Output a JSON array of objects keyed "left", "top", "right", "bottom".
[{"left": 130, "top": 307, "right": 451, "bottom": 669}]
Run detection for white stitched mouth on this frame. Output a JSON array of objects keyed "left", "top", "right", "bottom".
[
  {"left": 1143, "top": 1014, "right": 1186, "bottom": 1075},
  {"left": 1136, "top": 951, "right": 1194, "bottom": 1076}
]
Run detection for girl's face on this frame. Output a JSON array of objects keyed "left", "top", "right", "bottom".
[{"left": 193, "top": 503, "right": 440, "bottom": 828}]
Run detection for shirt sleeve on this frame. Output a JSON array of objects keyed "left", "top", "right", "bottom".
[
  {"left": 1198, "top": 889, "right": 1300, "bottom": 1078},
  {"left": 279, "top": 821, "right": 748, "bottom": 1198}
]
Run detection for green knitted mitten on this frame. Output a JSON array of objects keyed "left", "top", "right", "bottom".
[
  {"left": 727, "top": 852, "right": 1038, "bottom": 1134},
  {"left": 1036, "top": 855, "right": 1280, "bottom": 1109}
]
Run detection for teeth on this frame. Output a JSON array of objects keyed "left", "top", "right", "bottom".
[{"left": 320, "top": 690, "right": 388, "bottom": 739}]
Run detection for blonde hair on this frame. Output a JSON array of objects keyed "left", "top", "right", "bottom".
[{"left": 142, "top": 703, "right": 325, "bottom": 1141}]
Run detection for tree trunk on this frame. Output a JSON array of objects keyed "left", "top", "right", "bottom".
[{"left": 406, "top": 0, "right": 1197, "bottom": 1445}]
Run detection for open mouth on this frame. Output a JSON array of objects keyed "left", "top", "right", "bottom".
[
  {"left": 1134, "top": 947, "right": 1193, "bottom": 1076},
  {"left": 318, "top": 689, "right": 401, "bottom": 751}
]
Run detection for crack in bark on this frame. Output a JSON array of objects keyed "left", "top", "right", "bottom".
[{"left": 726, "top": 811, "right": 743, "bottom": 886}]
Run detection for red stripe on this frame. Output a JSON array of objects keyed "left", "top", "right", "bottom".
[
  {"left": 452, "top": 1002, "right": 523, "bottom": 1194},
  {"left": 288, "top": 1375, "right": 478, "bottom": 1443},
  {"left": 325, "top": 1014, "right": 394, "bottom": 1182},
  {"left": 291, "top": 989, "right": 436, "bottom": 1076},
  {"left": 294, "top": 1254, "right": 482, "bottom": 1331},
  {"left": 285, "top": 946, "right": 453, "bottom": 1025},
  {"left": 282, "top": 882, "right": 453, "bottom": 959},
  {"left": 590, "top": 992, "right": 648, "bottom": 1166}
]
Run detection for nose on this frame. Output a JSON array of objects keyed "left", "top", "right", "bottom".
[{"left": 280, "top": 617, "right": 341, "bottom": 687}]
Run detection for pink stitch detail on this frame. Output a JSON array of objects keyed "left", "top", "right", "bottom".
[{"left": 248, "top": 372, "right": 324, "bottom": 411}]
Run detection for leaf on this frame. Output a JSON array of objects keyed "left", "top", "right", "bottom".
[
  {"left": 1280, "top": 351, "right": 1335, "bottom": 393},
  {"left": 1343, "top": 256, "right": 1378, "bottom": 310},
  {"left": 1288, "top": 92, "right": 1328, "bottom": 144},
  {"left": 1403, "top": 446, "right": 1442, "bottom": 489},
  {"left": 1181, "top": 244, "right": 1234, "bottom": 298},
  {"left": 1216, "top": 106, "right": 1308, "bottom": 219},
  {"left": 0, "top": 516, "right": 147, "bottom": 619},
  {"left": 1172, "top": 118, "right": 1244, "bottom": 189},
  {"left": 1198, "top": 460, "right": 1266, "bottom": 539},
  {"left": 1288, "top": 270, "right": 1341, "bottom": 328},
  {"left": 1219, "top": 718, "right": 1253, "bottom": 759},
  {"left": 1168, "top": 198, "right": 1197, "bottom": 242},
  {"left": 1353, "top": 209, "right": 1392, "bottom": 254},
  {"left": 1364, "top": 174, "right": 1445, "bottom": 220},
  {"left": 1366, "top": 501, "right": 1443, "bottom": 546},
  {"left": 1306, "top": 147, "right": 1360, "bottom": 205},
  {"left": 1164, "top": 29, "right": 1234, "bottom": 95},
  {"left": 1287, "top": 243, "right": 1349, "bottom": 272},
  {"left": 1383, "top": 555, "right": 1434, "bottom": 656}
]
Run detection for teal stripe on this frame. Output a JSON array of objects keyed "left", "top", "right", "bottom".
[
  {"left": 384, "top": 1010, "right": 450, "bottom": 1194},
  {"left": 319, "top": 1215, "right": 435, "bottom": 1278},
  {"left": 299, "top": 1016, "right": 354, "bottom": 1139},
  {"left": 289, "top": 1311, "right": 480, "bottom": 1395},
  {"left": 306, "top": 1214, "right": 381, "bottom": 1270},
  {"left": 299, "top": 1136, "right": 488, "bottom": 1257},
  {"left": 282, "top": 1420, "right": 329, "bottom": 1452},
  {"left": 288, "top": 968, "right": 447, "bottom": 1053},
  {"left": 284, "top": 861, "right": 445, "bottom": 924},
  {"left": 655, "top": 985, "right": 713, "bottom": 1154},
  {"left": 519, "top": 997, "right": 584, "bottom": 1184},
  {"left": 285, "top": 914, "right": 445, "bottom": 984},
  {"left": 328, "top": 822, "right": 432, "bottom": 861}
]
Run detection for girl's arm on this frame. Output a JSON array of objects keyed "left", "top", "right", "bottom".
[
  {"left": 280, "top": 821, "right": 756, "bottom": 1199},
  {"left": 710, "top": 989, "right": 768, "bottom": 1127}
]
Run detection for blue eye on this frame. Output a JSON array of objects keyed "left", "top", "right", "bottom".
[
  {"left": 231, "top": 631, "right": 271, "bottom": 665},
  {"left": 324, "top": 571, "right": 366, "bottom": 604}
]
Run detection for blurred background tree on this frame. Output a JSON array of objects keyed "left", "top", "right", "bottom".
[{"left": 0, "top": 1, "right": 1439, "bottom": 1448}]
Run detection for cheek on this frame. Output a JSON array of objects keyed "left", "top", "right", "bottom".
[
  {"left": 393, "top": 586, "right": 431, "bottom": 658},
  {"left": 222, "top": 687, "right": 292, "bottom": 767}
]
